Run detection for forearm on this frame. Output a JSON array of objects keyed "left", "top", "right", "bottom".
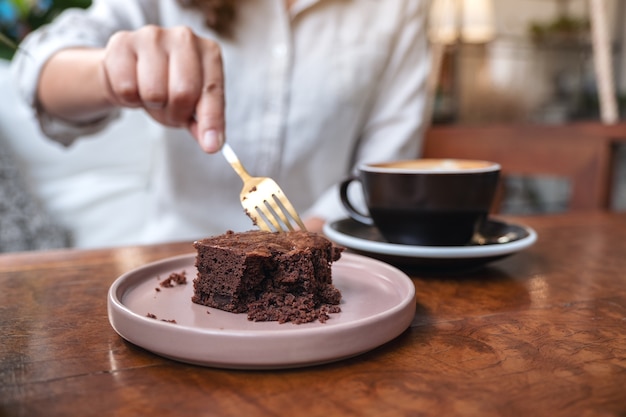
[{"left": 38, "top": 48, "right": 115, "bottom": 123}]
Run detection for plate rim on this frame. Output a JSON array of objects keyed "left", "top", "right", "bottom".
[
  {"left": 107, "top": 252, "right": 416, "bottom": 369},
  {"left": 323, "top": 218, "right": 537, "bottom": 259}
]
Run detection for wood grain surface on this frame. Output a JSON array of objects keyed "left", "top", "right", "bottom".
[{"left": 2, "top": 212, "right": 626, "bottom": 417}]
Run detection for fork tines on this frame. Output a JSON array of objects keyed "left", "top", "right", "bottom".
[{"left": 246, "top": 183, "right": 306, "bottom": 232}]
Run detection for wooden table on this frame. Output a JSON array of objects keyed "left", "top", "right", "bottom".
[{"left": 2, "top": 211, "right": 626, "bottom": 417}]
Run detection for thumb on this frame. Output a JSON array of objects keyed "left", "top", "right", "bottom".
[
  {"left": 192, "top": 81, "right": 225, "bottom": 153},
  {"left": 190, "top": 38, "right": 226, "bottom": 153}
]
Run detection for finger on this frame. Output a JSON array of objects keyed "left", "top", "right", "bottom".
[
  {"left": 191, "top": 39, "right": 225, "bottom": 153},
  {"left": 165, "top": 27, "right": 202, "bottom": 128},
  {"left": 135, "top": 26, "right": 170, "bottom": 114},
  {"left": 102, "top": 31, "right": 141, "bottom": 108}
]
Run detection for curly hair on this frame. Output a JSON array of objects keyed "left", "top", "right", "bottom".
[{"left": 176, "top": 0, "right": 237, "bottom": 36}]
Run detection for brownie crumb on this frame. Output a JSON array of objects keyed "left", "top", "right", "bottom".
[
  {"left": 146, "top": 313, "right": 177, "bottom": 323},
  {"left": 247, "top": 293, "right": 342, "bottom": 324},
  {"left": 160, "top": 270, "right": 188, "bottom": 288}
]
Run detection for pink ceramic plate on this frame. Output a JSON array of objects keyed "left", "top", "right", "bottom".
[{"left": 107, "top": 252, "right": 416, "bottom": 369}]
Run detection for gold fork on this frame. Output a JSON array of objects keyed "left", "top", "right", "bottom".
[{"left": 221, "top": 143, "right": 307, "bottom": 232}]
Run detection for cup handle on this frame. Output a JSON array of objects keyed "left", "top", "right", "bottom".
[{"left": 339, "top": 176, "right": 375, "bottom": 226}]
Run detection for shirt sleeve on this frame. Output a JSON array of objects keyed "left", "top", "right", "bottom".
[
  {"left": 10, "top": 0, "right": 159, "bottom": 146},
  {"left": 305, "top": 0, "right": 432, "bottom": 222}
]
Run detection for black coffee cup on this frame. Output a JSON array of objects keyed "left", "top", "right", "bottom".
[{"left": 339, "top": 159, "right": 501, "bottom": 246}]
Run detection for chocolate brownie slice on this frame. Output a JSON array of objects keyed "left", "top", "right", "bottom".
[{"left": 192, "top": 230, "right": 343, "bottom": 323}]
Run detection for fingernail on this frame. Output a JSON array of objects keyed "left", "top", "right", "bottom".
[{"left": 202, "top": 130, "right": 224, "bottom": 152}]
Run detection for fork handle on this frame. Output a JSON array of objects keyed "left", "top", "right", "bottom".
[{"left": 222, "top": 143, "right": 251, "bottom": 181}]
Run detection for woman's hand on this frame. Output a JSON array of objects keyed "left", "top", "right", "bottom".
[
  {"left": 38, "top": 25, "right": 225, "bottom": 153},
  {"left": 101, "top": 25, "right": 225, "bottom": 152}
]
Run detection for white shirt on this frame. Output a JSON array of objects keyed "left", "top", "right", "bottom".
[{"left": 11, "top": 0, "right": 431, "bottom": 247}]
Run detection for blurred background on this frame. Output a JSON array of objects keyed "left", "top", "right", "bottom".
[
  {"left": 0, "top": 0, "right": 91, "bottom": 59},
  {"left": 425, "top": 0, "right": 626, "bottom": 214},
  {"left": 428, "top": 0, "right": 625, "bottom": 125}
]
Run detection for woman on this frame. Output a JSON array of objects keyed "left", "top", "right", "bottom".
[{"left": 11, "top": 0, "right": 430, "bottom": 246}]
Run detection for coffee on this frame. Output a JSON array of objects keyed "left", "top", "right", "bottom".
[
  {"left": 339, "top": 159, "right": 500, "bottom": 246},
  {"left": 368, "top": 159, "right": 496, "bottom": 171}
]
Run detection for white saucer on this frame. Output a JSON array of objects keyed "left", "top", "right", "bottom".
[
  {"left": 323, "top": 218, "right": 537, "bottom": 270},
  {"left": 108, "top": 252, "right": 416, "bottom": 369}
]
